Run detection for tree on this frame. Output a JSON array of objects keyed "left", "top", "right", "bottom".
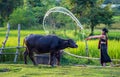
[
  {"left": 87, "top": 3, "right": 114, "bottom": 35},
  {"left": 9, "top": 7, "right": 36, "bottom": 29},
  {"left": 61, "top": 0, "right": 114, "bottom": 35},
  {"left": 0, "top": 0, "right": 23, "bottom": 26},
  {"left": 8, "top": 0, "right": 46, "bottom": 29}
]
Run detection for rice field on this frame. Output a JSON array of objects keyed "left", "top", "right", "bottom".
[
  {"left": 67, "top": 40, "right": 120, "bottom": 59},
  {"left": 0, "top": 28, "right": 120, "bottom": 64}
]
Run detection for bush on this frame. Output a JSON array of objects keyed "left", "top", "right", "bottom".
[
  {"left": 32, "top": 7, "right": 46, "bottom": 24},
  {"left": 8, "top": 7, "right": 37, "bottom": 29}
]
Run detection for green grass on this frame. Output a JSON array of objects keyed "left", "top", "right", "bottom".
[{"left": 0, "top": 64, "right": 120, "bottom": 77}]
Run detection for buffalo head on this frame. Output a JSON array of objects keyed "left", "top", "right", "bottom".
[{"left": 66, "top": 39, "right": 78, "bottom": 48}]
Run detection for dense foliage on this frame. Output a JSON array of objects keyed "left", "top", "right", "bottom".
[
  {"left": 0, "top": 0, "right": 119, "bottom": 34},
  {"left": 0, "top": 0, "right": 23, "bottom": 26},
  {"left": 9, "top": 7, "right": 36, "bottom": 29}
]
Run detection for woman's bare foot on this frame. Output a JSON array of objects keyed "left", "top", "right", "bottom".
[{"left": 110, "top": 62, "right": 114, "bottom": 67}]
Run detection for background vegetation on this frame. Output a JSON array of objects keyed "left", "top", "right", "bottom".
[{"left": 0, "top": 0, "right": 120, "bottom": 33}]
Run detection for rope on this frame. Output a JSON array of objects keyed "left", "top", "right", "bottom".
[
  {"left": 64, "top": 51, "right": 120, "bottom": 62},
  {"left": 0, "top": 46, "right": 25, "bottom": 50}
]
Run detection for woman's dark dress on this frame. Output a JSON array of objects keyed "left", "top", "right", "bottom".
[{"left": 98, "top": 37, "right": 112, "bottom": 65}]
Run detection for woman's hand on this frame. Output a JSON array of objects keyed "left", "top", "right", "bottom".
[{"left": 86, "top": 37, "right": 91, "bottom": 40}]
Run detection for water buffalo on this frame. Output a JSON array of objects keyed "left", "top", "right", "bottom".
[{"left": 23, "top": 34, "right": 78, "bottom": 66}]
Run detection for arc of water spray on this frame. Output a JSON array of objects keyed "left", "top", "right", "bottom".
[
  {"left": 43, "top": 7, "right": 83, "bottom": 32},
  {"left": 42, "top": 6, "right": 89, "bottom": 56}
]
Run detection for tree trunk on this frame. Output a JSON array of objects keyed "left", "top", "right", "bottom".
[{"left": 90, "top": 24, "right": 94, "bottom": 36}]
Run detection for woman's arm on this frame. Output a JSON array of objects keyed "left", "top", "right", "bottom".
[{"left": 86, "top": 35, "right": 104, "bottom": 40}]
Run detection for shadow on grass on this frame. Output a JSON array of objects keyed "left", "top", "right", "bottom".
[{"left": 0, "top": 68, "right": 10, "bottom": 72}]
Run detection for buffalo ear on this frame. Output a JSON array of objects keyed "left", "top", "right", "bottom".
[
  {"left": 63, "top": 40, "right": 69, "bottom": 46},
  {"left": 67, "top": 39, "right": 72, "bottom": 43},
  {"left": 65, "top": 40, "right": 69, "bottom": 44},
  {"left": 66, "top": 39, "right": 72, "bottom": 46}
]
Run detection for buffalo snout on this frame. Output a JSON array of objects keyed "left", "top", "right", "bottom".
[
  {"left": 74, "top": 44, "right": 78, "bottom": 48},
  {"left": 70, "top": 44, "right": 78, "bottom": 48},
  {"left": 67, "top": 39, "right": 78, "bottom": 48}
]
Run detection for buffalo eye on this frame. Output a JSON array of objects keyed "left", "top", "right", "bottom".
[{"left": 67, "top": 39, "right": 73, "bottom": 45}]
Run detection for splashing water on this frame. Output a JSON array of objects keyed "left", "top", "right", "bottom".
[
  {"left": 43, "top": 7, "right": 83, "bottom": 33},
  {"left": 43, "top": 7, "right": 83, "bottom": 29},
  {"left": 42, "top": 6, "right": 87, "bottom": 42}
]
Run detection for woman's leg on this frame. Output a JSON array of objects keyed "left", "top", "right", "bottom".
[{"left": 103, "top": 63, "right": 106, "bottom": 67}]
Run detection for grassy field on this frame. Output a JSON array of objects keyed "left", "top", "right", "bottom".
[{"left": 0, "top": 64, "right": 120, "bottom": 77}]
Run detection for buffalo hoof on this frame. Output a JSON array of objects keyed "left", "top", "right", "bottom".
[
  {"left": 51, "top": 64, "right": 55, "bottom": 67},
  {"left": 34, "top": 64, "right": 38, "bottom": 66}
]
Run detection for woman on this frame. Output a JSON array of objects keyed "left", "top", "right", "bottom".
[{"left": 86, "top": 28, "right": 113, "bottom": 67}]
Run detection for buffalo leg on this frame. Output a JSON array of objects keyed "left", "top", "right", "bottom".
[
  {"left": 49, "top": 52, "right": 55, "bottom": 66},
  {"left": 29, "top": 52, "right": 37, "bottom": 65},
  {"left": 55, "top": 52, "right": 60, "bottom": 65},
  {"left": 24, "top": 49, "right": 28, "bottom": 64}
]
